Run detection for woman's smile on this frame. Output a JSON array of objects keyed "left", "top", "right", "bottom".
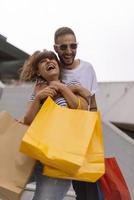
[
  {"left": 38, "top": 59, "right": 60, "bottom": 82},
  {"left": 46, "top": 62, "right": 56, "bottom": 71}
]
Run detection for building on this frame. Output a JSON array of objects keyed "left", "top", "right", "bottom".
[{"left": 0, "top": 34, "right": 29, "bottom": 80}]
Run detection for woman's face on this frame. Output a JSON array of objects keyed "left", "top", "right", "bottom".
[{"left": 37, "top": 58, "right": 60, "bottom": 82}]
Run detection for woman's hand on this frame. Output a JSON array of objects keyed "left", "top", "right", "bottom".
[
  {"left": 35, "top": 86, "right": 58, "bottom": 101},
  {"left": 49, "top": 81, "right": 66, "bottom": 93}
]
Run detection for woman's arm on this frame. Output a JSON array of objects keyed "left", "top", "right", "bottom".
[
  {"left": 24, "top": 97, "right": 41, "bottom": 125},
  {"left": 24, "top": 86, "right": 58, "bottom": 125}
]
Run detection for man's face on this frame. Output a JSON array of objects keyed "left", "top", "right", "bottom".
[{"left": 54, "top": 34, "right": 77, "bottom": 67}]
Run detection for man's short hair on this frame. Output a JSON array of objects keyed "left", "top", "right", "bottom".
[{"left": 54, "top": 27, "right": 76, "bottom": 43}]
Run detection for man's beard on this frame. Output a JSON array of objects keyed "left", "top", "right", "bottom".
[{"left": 58, "top": 54, "right": 75, "bottom": 66}]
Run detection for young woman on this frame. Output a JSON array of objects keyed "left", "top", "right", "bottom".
[{"left": 20, "top": 50, "right": 88, "bottom": 200}]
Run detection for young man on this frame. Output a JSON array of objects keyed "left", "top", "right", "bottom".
[{"left": 54, "top": 27, "right": 99, "bottom": 200}]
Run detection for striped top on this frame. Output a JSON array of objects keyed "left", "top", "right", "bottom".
[{"left": 30, "top": 80, "right": 80, "bottom": 107}]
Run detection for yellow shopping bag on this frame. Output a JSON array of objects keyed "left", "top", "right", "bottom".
[
  {"left": 20, "top": 97, "right": 99, "bottom": 174},
  {"left": 43, "top": 112, "right": 105, "bottom": 182}
]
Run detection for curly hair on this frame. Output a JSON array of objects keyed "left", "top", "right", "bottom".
[{"left": 20, "top": 50, "right": 60, "bottom": 81}]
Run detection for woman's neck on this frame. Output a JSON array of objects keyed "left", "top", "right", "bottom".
[{"left": 48, "top": 79, "right": 61, "bottom": 85}]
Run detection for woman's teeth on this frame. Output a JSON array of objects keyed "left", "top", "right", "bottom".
[{"left": 47, "top": 64, "right": 55, "bottom": 71}]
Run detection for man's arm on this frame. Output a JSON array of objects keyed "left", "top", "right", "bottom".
[
  {"left": 90, "top": 94, "right": 97, "bottom": 111},
  {"left": 68, "top": 84, "right": 97, "bottom": 111}
]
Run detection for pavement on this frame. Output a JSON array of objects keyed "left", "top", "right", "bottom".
[{"left": 21, "top": 182, "right": 75, "bottom": 200}]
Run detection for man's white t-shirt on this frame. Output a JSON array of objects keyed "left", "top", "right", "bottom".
[{"left": 61, "top": 60, "right": 98, "bottom": 95}]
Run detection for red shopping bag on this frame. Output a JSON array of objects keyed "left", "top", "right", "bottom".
[{"left": 99, "top": 157, "right": 131, "bottom": 200}]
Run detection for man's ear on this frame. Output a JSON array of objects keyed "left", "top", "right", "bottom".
[{"left": 54, "top": 45, "right": 58, "bottom": 53}]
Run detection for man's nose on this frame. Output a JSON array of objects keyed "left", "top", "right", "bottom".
[{"left": 66, "top": 46, "right": 72, "bottom": 53}]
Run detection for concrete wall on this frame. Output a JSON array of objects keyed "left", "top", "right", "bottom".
[
  {"left": 102, "top": 121, "right": 134, "bottom": 199},
  {"left": 0, "top": 84, "right": 33, "bottom": 119},
  {"left": 96, "top": 82, "right": 134, "bottom": 124}
]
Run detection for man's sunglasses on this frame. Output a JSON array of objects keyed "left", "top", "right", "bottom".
[{"left": 55, "top": 43, "right": 78, "bottom": 51}]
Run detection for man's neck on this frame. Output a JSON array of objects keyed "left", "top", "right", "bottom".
[{"left": 61, "top": 59, "right": 80, "bottom": 70}]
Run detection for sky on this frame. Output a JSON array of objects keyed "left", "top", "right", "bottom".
[{"left": 0, "top": 0, "right": 134, "bottom": 82}]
